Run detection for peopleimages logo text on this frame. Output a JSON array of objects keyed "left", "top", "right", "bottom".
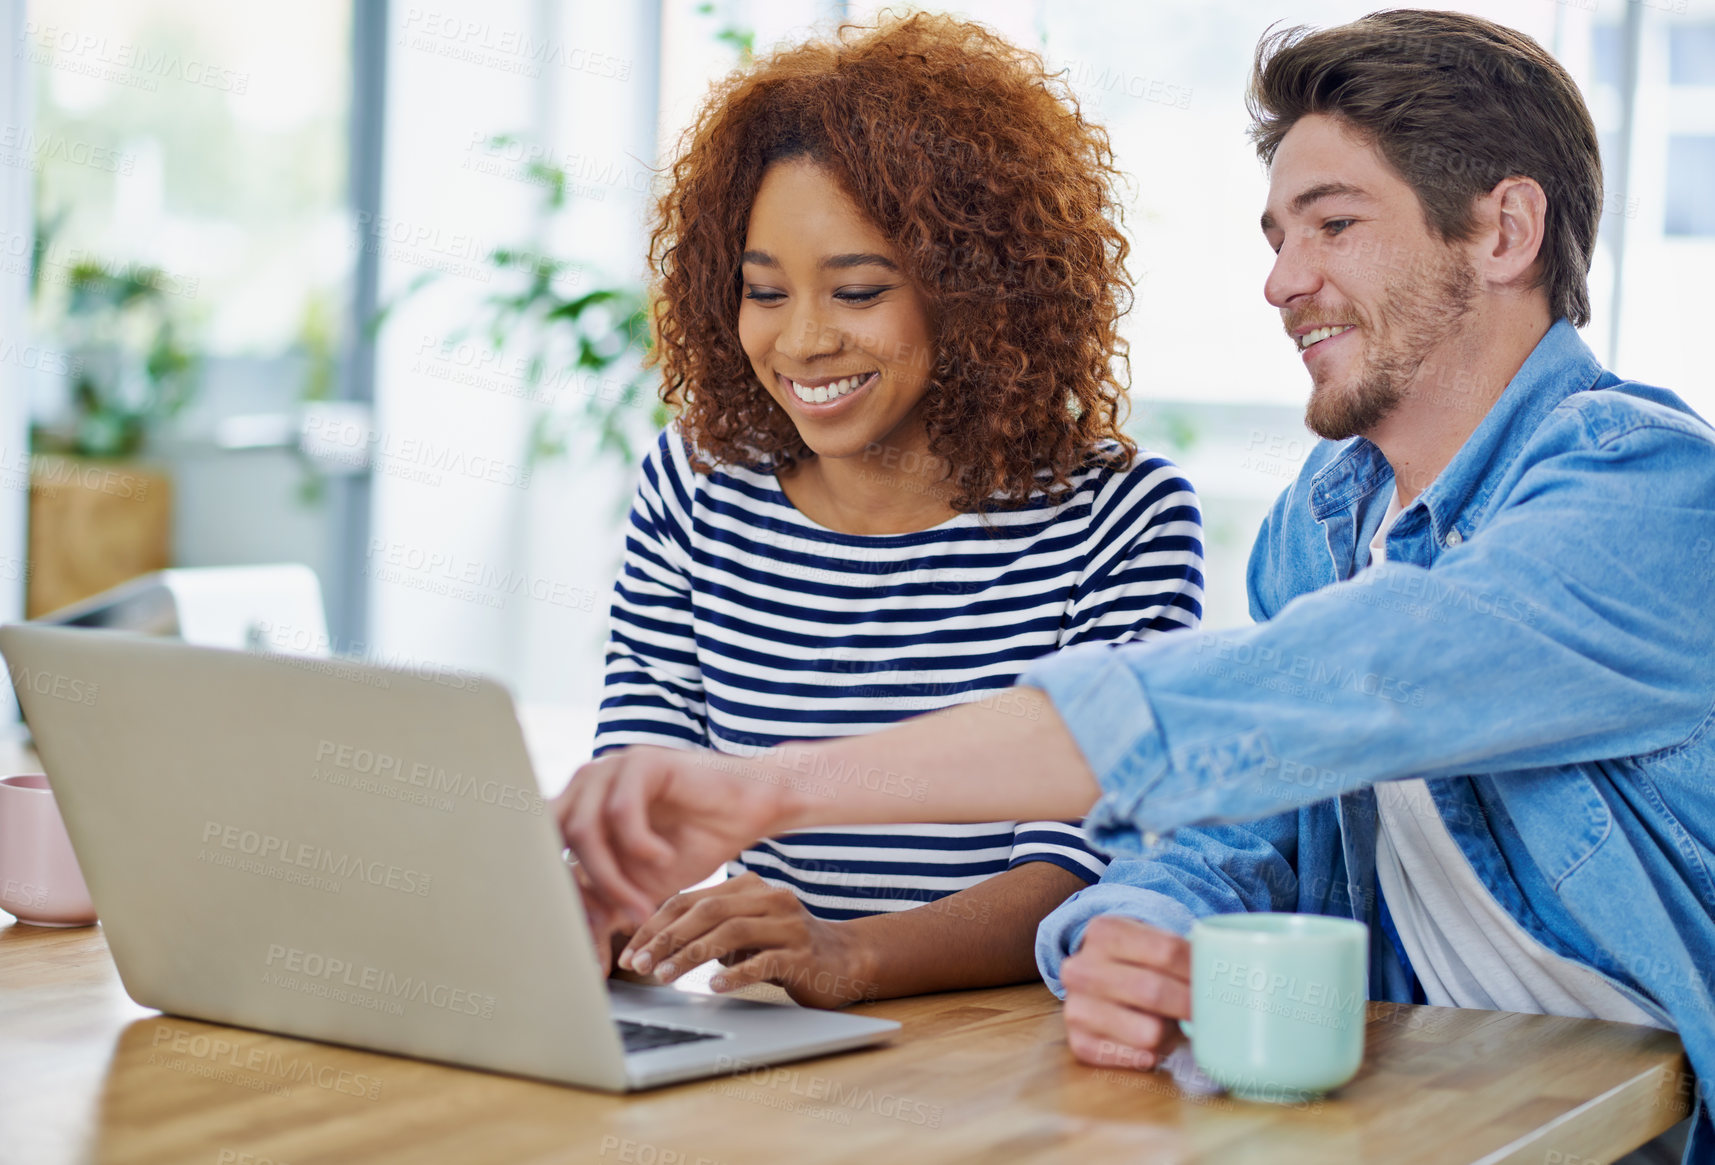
[
  {"left": 200, "top": 820, "right": 433, "bottom": 896},
  {"left": 313, "top": 739, "right": 545, "bottom": 815},
  {"left": 6, "top": 662, "right": 98, "bottom": 706},
  {"left": 150, "top": 1025, "right": 383, "bottom": 1099},
  {"left": 714, "top": 1055, "right": 945, "bottom": 1127},
  {"left": 264, "top": 944, "right": 496, "bottom": 1019}
]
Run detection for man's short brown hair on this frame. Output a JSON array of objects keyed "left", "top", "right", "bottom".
[{"left": 1247, "top": 8, "right": 1601, "bottom": 327}]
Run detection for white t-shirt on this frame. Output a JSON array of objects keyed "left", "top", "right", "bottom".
[{"left": 1367, "top": 491, "right": 1665, "bottom": 1027}]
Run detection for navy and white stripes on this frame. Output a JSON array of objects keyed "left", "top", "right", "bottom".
[{"left": 595, "top": 427, "right": 1203, "bottom": 919}]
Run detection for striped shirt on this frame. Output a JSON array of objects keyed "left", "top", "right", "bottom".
[{"left": 595, "top": 426, "right": 1204, "bottom": 920}]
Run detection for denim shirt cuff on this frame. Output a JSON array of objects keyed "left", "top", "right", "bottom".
[
  {"left": 1020, "top": 642, "right": 1170, "bottom": 857},
  {"left": 1034, "top": 883, "right": 1200, "bottom": 997}
]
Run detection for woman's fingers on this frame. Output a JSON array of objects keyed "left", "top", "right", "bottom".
[
  {"left": 655, "top": 915, "right": 802, "bottom": 982},
  {"left": 617, "top": 893, "right": 696, "bottom": 971},
  {"left": 618, "top": 874, "right": 769, "bottom": 968},
  {"left": 628, "top": 885, "right": 792, "bottom": 978},
  {"left": 705, "top": 951, "right": 779, "bottom": 994}
]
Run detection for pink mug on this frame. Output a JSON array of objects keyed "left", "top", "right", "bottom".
[{"left": 0, "top": 774, "right": 97, "bottom": 926}]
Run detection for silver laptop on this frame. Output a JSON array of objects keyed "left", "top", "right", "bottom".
[{"left": 0, "top": 623, "right": 898, "bottom": 1089}]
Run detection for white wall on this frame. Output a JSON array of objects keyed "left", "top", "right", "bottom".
[
  {"left": 512, "top": 0, "right": 665, "bottom": 710},
  {"left": 0, "top": 0, "right": 33, "bottom": 721},
  {"left": 368, "top": 0, "right": 1689, "bottom": 722},
  {"left": 369, "top": 0, "right": 665, "bottom": 733},
  {"left": 367, "top": 0, "right": 542, "bottom": 683}
]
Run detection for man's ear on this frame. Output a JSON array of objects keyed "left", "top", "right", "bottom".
[{"left": 1472, "top": 176, "right": 1548, "bottom": 290}]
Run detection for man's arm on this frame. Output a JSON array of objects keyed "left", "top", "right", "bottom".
[
  {"left": 774, "top": 688, "right": 1102, "bottom": 828},
  {"left": 564, "top": 412, "right": 1715, "bottom": 916},
  {"left": 1034, "top": 813, "right": 1302, "bottom": 995},
  {"left": 1037, "top": 816, "right": 1301, "bottom": 1070},
  {"left": 556, "top": 692, "right": 1100, "bottom": 923},
  {"left": 1043, "top": 412, "right": 1715, "bottom": 856}
]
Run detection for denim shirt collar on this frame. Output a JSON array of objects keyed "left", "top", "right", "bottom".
[
  {"left": 1306, "top": 319, "right": 1607, "bottom": 548},
  {"left": 1306, "top": 319, "right": 1642, "bottom": 1012}
]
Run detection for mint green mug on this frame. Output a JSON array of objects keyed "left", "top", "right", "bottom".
[{"left": 1183, "top": 913, "right": 1368, "bottom": 1103}]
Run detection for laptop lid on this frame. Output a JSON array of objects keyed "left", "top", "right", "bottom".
[{"left": 1, "top": 623, "right": 630, "bottom": 1090}]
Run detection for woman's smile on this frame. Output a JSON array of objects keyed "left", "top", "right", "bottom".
[
  {"left": 738, "top": 159, "right": 936, "bottom": 465},
  {"left": 779, "top": 370, "right": 880, "bottom": 409}
]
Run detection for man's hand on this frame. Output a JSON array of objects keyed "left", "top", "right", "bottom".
[
  {"left": 1060, "top": 916, "right": 1192, "bottom": 1071},
  {"left": 616, "top": 873, "right": 878, "bottom": 1009},
  {"left": 554, "top": 745, "right": 797, "bottom": 926},
  {"left": 558, "top": 697, "right": 1097, "bottom": 926},
  {"left": 569, "top": 861, "right": 630, "bottom": 976}
]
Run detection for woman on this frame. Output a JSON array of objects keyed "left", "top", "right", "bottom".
[{"left": 583, "top": 13, "right": 1202, "bottom": 1007}]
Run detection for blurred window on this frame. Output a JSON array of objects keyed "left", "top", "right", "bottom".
[
  {"left": 26, "top": 0, "right": 351, "bottom": 365},
  {"left": 1666, "top": 136, "right": 1715, "bottom": 236},
  {"left": 1669, "top": 23, "right": 1715, "bottom": 84}
]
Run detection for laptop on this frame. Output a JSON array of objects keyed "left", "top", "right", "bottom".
[{"left": 0, "top": 623, "right": 898, "bottom": 1090}]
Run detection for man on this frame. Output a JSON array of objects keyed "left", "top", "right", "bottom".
[{"left": 560, "top": 10, "right": 1714, "bottom": 1160}]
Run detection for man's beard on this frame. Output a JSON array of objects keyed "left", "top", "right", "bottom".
[{"left": 1300, "top": 249, "right": 1479, "bottom": 442}]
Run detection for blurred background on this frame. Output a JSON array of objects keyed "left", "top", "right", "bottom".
[{"left": 1, "top": 0, "right": 1709, "bottom": 759}]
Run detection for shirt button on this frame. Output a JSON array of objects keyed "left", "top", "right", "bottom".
[
  {"left": 1444, "top": 529, "right": 1463, "bottom": 547},
  {"left": 1143, "top": 831, "right": 1161, "bottom": 848}
]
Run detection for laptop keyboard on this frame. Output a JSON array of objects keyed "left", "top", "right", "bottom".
[{"left": 617, "top": 1018, "right": 723, "bottom": 1053}]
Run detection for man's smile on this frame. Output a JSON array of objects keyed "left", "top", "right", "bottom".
[{"left": 1296, "top": 324, "right": 1355, "bottom": 351}]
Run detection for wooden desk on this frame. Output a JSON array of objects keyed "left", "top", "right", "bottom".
[{"left": 0, "top": 919, "right": 1691, "bottom": 1165}]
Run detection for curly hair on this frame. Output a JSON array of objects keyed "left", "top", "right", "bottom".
[{"left": 647, "top": 11, "right": 1136, "bottom": 512}]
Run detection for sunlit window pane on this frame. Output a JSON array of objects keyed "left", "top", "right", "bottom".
[
  {"left": 1665, "top": 135, "right": 1715, "bottom": 236},
  {"left": 1668, "top": 23, "right": 1715, "bottom": 84}
]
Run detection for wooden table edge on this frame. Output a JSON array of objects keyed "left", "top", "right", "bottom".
[{"left": 1471, "top": 1048, "right": 1692, "bottom": 1165}]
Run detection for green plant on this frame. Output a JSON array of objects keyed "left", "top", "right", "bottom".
[
  {"left": 1128, "top": 405, "right": 1200, "bottom": 458},
  {"left": 473, "top": 232, "right": 663, "bottom": 468},
  {"left": 382, "top": 135, "right": 666, "bottom": 472},
  {"left": 697, "top": 1, "right": 755, "bottom": 63},
  {"left": 384, "top": 4, "right": 760, "bottom": 475},
  {"left": 293, "top": 291, "right": 340, "bottom": 505},
  {"left": 28, "top": 216, "right": 199, "bottom": 460}
]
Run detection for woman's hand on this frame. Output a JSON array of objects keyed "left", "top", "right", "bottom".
[
  {"left": 554, "top": 745, "right": 801, "bottom": 926},
  {"left": 617, "top": 873, "right": 879, "bottom": 1009}
]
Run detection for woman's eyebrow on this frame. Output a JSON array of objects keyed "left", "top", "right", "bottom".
[
  {"left": 821, "top": 252, "right": 899, "bottom": 272},
  {"left": 739, "top": 249, "right": 899, "bottom": 272}
]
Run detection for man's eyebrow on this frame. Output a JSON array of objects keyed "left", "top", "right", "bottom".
[{"left": 1259, "top": 182, "right": 1372, "bottom": 233}]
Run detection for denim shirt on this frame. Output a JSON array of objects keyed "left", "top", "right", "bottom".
[{"left": 1025, "top": 321, "right": 1715, "bottom": 1160}]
